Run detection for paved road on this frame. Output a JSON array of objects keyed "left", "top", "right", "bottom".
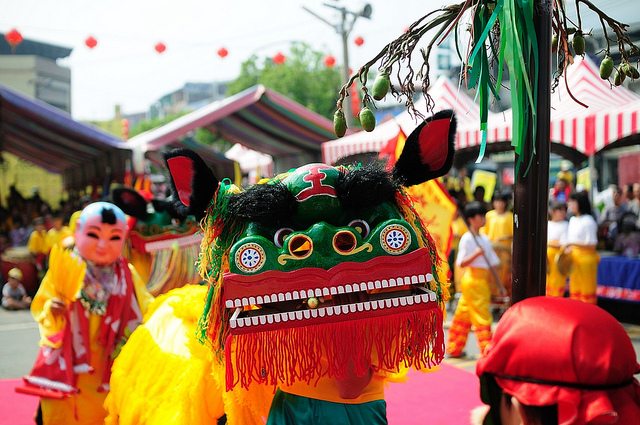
[{"left": 1, "top": 301, "right": 639, "bottom": 380}]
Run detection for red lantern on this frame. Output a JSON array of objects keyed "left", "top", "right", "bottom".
[
  {"left": 217, "top": 47, "right": 228, "bottom": 58},
  {"left": 273, "top": 52, "right": 286, "bottom": 65},
  {"left": 323, "top": 55, "right": 336, "bottom": 68},
  {"left": 354, "top": 36, "right": 364, "bottom": 46},
  {"left": 154, "top": 42, "right": 166, "bottom": 54},
  {"left": 85, "top": 36, "right": 97, "bottom": 49},
  {"left": 5, "top": 29, "right": 23, "bottom": 51}
]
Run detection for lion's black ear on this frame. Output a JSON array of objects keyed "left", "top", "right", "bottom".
[
  {"left": 112, "top": 188, "right": 149, "bottom": 220},
  {"left": 164, "top": 148, "right": 218, "bottom": 221},
  {"left": 392, "top": 109, "right": 456, "bottom": 187}
]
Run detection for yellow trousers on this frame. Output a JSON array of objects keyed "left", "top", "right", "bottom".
[
  {"left": 546, "top": 246, "right": 567, "bottom": 297},
  {"left": 568, "top": 247, "right": 600, "bottom": 304},
  {"left": 446, "top": 268, "right": 493, "bottom": 356}
]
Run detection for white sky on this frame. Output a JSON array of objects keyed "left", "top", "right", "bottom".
[{"left": 2, "top": 0, "right": 450, "bottom": 121}]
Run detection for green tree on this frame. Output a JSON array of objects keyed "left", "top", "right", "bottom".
[{"left": 227, "top": 43, "right": 343, "bottom": 120}]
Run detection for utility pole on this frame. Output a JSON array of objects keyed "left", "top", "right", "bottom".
[{"left": 303, "top": 2, "right": 372, "bottom": 128}]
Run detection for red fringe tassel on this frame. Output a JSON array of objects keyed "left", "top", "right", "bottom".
[{"left": 225, "top": 308, "right": 444, "bottom": 390}]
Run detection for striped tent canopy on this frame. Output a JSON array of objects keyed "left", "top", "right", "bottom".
[
  {"left": 322, "top": 76, "right": 488, "bottom": 165},
  {"left": 130, "top": 85, "right": 335, "bottom": 176},
  {"left": 0, "top": 83, "right": 132, "bottom": 191},
  {"left": 456, "top": 55, "right": 640, "bottom": 161}
]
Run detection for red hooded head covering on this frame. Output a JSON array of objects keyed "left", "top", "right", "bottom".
[{"left": 476, "top": 296, "right": 640, "bottom": 425}]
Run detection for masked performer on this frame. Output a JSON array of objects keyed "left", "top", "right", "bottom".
[{"left": 18, "top": 202, "right": 153, "bottom": 425}]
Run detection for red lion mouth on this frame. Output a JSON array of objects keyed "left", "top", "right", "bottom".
[{"left": 222, "top": 247, "right": 439, "bottom": 334}]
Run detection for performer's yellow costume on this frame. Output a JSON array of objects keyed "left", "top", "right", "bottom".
[
  {"left": 31, "top": 259, "right": 152, "bottom": 424},
  {"left": 566, "top": 214, "right": 600, "bottom": 304},
  {"left": 447, "top": 232, "right": 499, "bottom": 357},
  {"left": 481, "top": 210, "right": 513, "bottom": 295},
  {"left": 104, "top": 285, "right": 273, "bottom": 425},
  {"left": 546, "top": 219, "right": 569, "bottom": 297}
]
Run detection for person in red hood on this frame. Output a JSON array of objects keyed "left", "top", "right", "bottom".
[{"left": 475, "top": 296, "right": 640, "bottom": 425}]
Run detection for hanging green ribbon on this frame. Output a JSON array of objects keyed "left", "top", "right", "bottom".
[{"left": 466, "top": 0, "right": 539, "bottom": 176}]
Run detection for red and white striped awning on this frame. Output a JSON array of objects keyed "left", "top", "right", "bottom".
[
  {"left": 322, "top": 76, "right": 488, "bottom": 165},
  {"left": 456, "top": 56, "right": 640, "bottom": 155}
]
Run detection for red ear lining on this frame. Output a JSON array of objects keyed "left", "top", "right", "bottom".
[
  {"left": 166, "top": 156, "right": 194, "bottom": 208},
  {"left": 418, "top": 119, "right": 450, "bottom": 170}
]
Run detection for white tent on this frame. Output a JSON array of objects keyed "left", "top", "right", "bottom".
[{"left": 456, "top": 56, "right": 640, "bottom": 156}]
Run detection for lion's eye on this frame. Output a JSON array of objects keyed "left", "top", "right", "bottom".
[
  {"left": 348, "top": 219, "right": 370, "bottom": 239},
  {"left": 274, "top": 228, "right": 294, "bottom": 249}
]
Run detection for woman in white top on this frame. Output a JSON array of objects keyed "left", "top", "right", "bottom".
[
  {"left": 546, "top": 202, "right": 569, "bottom": 297},
  {"left": 562, "top": 191, "right": 599, "bottom": 304}
]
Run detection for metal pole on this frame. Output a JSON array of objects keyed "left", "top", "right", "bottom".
[
  {"left": 511, "top": 0, "right": 552, "bottom": 304},
  {"left": 340, "top": 9, "right": 354, "bottom": 127}
]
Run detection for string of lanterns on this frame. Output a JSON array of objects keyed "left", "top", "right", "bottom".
[{"left": 4, "top": 27, "right": 365, "bottom": 64}]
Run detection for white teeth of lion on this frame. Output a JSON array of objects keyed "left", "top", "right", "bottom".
[
  {"left": 407, "top": 296, "right": 414, "bottom": 305},
  {"left": 376, "top": 280, "right": 383, "bottom": 289},
  {"left": 330, "top": 286, "right": 338, "bottom": 295},
  {"left": 337, "top": 286, "right": 345, "bottom": 294},
  {"left": 251, "top": 317, "right": 259, "bottom": 326},
  {"left": 259, "top": 315, "right": 266, "bottom": 325},
  {"left": 357, "top": 302, "right": 364, "bottom": 312},
  {"left": 267, "top": 315, "right": 274, "bottom": 324},
  {"left": 322, "top": 287, "right": 330, "bottom": 296},
  {"left": 367, "top": 281, "right": 375, "bottom": 290},
  {"left": 406, "top": 276, "right": 413, "bottom": 285},
  {"left": 318, "top": 308, "right": 326, "bottom": 317},
  {"left": 280, "top": 312, "right": 288, "bottom": 322},
  {"left": 382, "top": 279, "right": 389, "bottom": 288},
  {"left": 230, "top": 320, "right": 237, "bottom": 328},
  {"left": 249, "top": 297, "right": 256, "bottom": 305},
  {"left": 315, "top": 288, "right": 323, "bottom": 297},
  {"left": 288, "top": 311, "right": 295, "bottom": 321},
  {"left": 344, "top": 284, "right": 353, "bottom": 293},
  {"left": 278, "top": 293, "right": 285, "bottom": 302},
  {"left": 429, "top": 292, "right": 436, "bottom": 302},
  {"left": 426, "top": 273, "right": 434, "bottom": 282},
  {"left": 234, "top": 299, "right": 242, "bottom": 308},
  {"left": 364, "top": 302, "right": 371, "bottom": 311},
  {"left": 327, "top": 307, "right": 334, "bottom": 316},
  {"left": 342, "top": 305, "right": 350, "bottom": 314},
  {"left": 359, "top": 282, "right": 367, "bottom": 291},
  {"left": 349, "top": 304, "right": 356, "bottom": 313},
  {"left": 421, "top": 294, "right": 430, "bottom": 303},
  {"left": 385, "top": 299, "right": 392, "bottom": 308},
  {"left": 226, "top": 300, "right": 234, "bottom": 308},
  {"left": 378, "top": 300, "right": 385, "bottom": 309},
  {"left": 303, "top": 310, "right": 311, "bottom": 319},
  {"left": 418, "top": 274, "right": 426, "bottom": 283},
  {"left": 274, "top": 314, "right": 281, "bottom": 323},
  {"left": 310, "top": 309, "right": 318, "bottom": 318},
  {"left": 388, "top": 278, "right": 396, "bottom": 288},
  {"left": 333, "top": 305, "right": 341, "bottom": 315},
  {"left": 244, "top": 317, "right": 251, "bottom": 327},
  {"left": 299, "top": 289, "right": 307, "bottom": 298},
  {"left": 257, "top": 296, "right": 264, "bottom": 305},
  {"left": 271, "top": 294, "right": 278, "bottom": 303},
  {"left": 242, "top": 297, "right": 248, "bottom": 306},
  {"left": 295, "top": 311, "right": 303, "bottom": 320},
  {"left": 400, "top": 297, "right": 407, "bottom": 306},
  {"left": 285, "top": 292, "right": 292, "bottom": 301},
  {"left": 371, "top": 301, "right": 378, "bottom": 310},
  {"left": 293, "top": 290, "right": 300, "bottom": 299}
]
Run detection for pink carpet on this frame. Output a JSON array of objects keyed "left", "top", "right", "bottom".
[
  {"left": 0, "top": 379, "right": 39, "bottom": 425},
  {"left": 0, "top": 363, "right": 481, "bottom": 424},
  {"left": 386, "top": 363, "right": 482, "bottom": 424}
]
